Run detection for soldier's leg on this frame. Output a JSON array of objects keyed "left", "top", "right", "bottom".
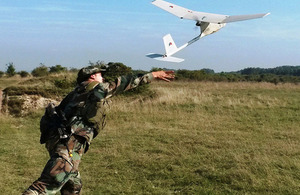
[
  {"left": 57, "top": 124, "right": 95, "bottom": 195},
  {"left": 22, "top": 153, "right": 74, "bottom": 194},
  {"left": 23, "top": 135, "right": 84, "bottom": 195},
  {"left": 60, "top": 135, "right": 85, "bottom": 195},
  {"left": 60, "top": 172, "right": 82, "bottom": 195}
]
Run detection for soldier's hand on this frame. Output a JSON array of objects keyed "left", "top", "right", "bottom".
[{"left": 152, "top": 71, "right": 175, "bottom": 82}]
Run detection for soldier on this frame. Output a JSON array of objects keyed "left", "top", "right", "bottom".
[{"left": 23, "top": 65, "right": 175, "bottom": 195}]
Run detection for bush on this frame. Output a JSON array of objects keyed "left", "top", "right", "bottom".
[
  {"left": 19, "top": 71, "right": 30, "bottom": 78},
  {"left": 32, "top": 64, "right": 49, "bottom": 77},
  {"left": 49, "top": 65, "right": 67, "bottom": 73},
  {"left": 0, "top": 71, "right": 4, "bottom": 78}
]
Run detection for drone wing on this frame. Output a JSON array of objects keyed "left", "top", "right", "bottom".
[
  {"left": 190, "top": 12, "right": 269, "bottom": 23},
  {"left": 152, "top": 0, "right": 269, "bottom": 23},
  {"left": 152, "top": 0, "right": 227, "bottom": 23},
  {"left": 152, "top": 0, "right": 193, "bottom": 19},
  {"left": 222, "top": 13, "right": 270, "bottom": 23}
]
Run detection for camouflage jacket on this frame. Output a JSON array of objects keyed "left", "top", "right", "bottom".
[{"left": 57, "top": 73, "right": 154, "bottom": 138}]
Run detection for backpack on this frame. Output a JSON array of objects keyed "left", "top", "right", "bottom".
[{"left": 40, "top": 103, "right": 69, "bottom": 144}]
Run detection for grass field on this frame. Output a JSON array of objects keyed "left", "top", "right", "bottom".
[{"left": 0, "top": 81, "right": 300, "bottom": 194}]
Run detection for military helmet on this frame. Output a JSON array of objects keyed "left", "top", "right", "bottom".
[{"left": 77, "top": 65, "right": 107, "bottom": 84}]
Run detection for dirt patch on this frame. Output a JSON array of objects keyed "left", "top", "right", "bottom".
[
  {"left": 1, "top": 91, "right": 61, "bottom": 116},
  {"left": 22, "top": 95, "right": 60, "bottom": 114}
]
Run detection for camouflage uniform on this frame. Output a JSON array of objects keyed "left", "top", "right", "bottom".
[{"left": 23, "top": 70, "right": 154, "bottom": 195}]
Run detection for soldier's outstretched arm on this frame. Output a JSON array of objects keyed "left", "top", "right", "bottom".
[{"left": 95, "top": 71, "right": 175, "bottom": 99}]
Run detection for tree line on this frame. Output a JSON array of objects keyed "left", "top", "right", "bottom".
[
  {"left": 1, "top": 62, "right": 300, "bottom": 84},
  {"left": 239, "top": 66, "right": 300, "bottom": 76},
  {"left": 0, "top": 62, "right": 71, "bottom": 78},
  {"left": 175, "top": 69, "right": 300, "bottom": 84}
]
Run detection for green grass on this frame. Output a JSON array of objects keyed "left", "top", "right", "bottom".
[{"left": 1, "top": 81, "right": 300, "bottom": 194}]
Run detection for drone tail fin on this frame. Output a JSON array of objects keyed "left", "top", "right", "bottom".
[
  {"left": 145, "top": 33, "right": 185, "bottom": 63},
  {"left": 163, "top": 34, "right": 179, "bottom": 56}
]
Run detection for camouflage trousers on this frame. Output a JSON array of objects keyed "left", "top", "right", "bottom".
[{"left": 23, "top": 123, "right": 95, "bottom": 195}]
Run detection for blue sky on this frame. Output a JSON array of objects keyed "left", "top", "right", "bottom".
[{"left": 0, "top": 0, "right": 299, "bottom": 72}]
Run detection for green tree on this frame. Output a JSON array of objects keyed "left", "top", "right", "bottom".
[{"left": 6, "top": 62, "right": 16, "bottom": 77}]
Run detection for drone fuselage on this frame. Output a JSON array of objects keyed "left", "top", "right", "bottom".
[{"left": 200, "top": 22, "right": 226, "bottom": 38}]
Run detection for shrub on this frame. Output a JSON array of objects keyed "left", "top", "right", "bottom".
[
  {"left": 32, "top": 64, "right": 49, "bottom": 77},
  {"left": 19, "top": 71, "right": 30, "bottom": 78},
  {"left": 49, "top": 65, "right": 67, "bottom": 73},
  {"left": 0, "top": 71, "right": 4, "bottom": 78}
]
